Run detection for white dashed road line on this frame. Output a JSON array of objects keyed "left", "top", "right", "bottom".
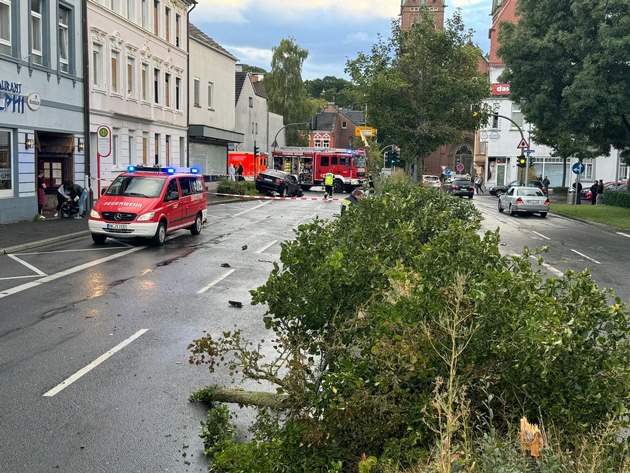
[
  {"left": 197, "top": 269, "right": 236, "bottom": 294},
  {"left": 617, "top": 232, "right": 630, "bottom": 239},
  {"left": 571, "top": 249, "right": 601, "bottom": 265},
  {"left": 532, "top": 231, "right": 551, "bottom": 241},
  {"left": 256, "top": 240, "right": 278, "bottom": 254},
  {"left": 7, "top": 254, "right": 47, "bottom": 276},
  {"left": 43, "top": 329, "right": 149, "bottom": 397}
]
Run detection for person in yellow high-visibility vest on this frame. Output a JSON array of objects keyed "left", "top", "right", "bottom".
[{"left": 324, "top": 171, "right": 334, "bottom": 200}]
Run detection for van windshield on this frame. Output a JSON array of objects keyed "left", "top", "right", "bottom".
[{"left": 106, "top": 176, "right": 165, "bottom": 198}]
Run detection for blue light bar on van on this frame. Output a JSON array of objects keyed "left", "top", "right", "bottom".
[
  {"left": 165, "top": 167, "right": 176, "bottom": 174},
  {"left": 127, "top": 165, "right": 137, "bottom": 173},
  {"left": 190, "top": 167, "right": 200, "bottom": 174}
]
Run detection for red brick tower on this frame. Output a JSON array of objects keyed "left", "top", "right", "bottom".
[{"left": 400, "top": 0, "right": 446, "bottom": 31}]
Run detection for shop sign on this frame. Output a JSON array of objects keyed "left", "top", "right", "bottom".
[
  {"left": 27, "top": 93, "right": 41, "bottom": 111},
  {"left": 0, "top": 79, "right": 26, "bottom": 114},
  {"left": 491, "top": 83, "right": 510, "bottom": 95}
]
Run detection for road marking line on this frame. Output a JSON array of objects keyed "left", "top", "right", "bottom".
[
  {"left": 231, "top": 200, "right": 273, "bottom": 218},
  {"left": 43, "top": 329, "right": 149, "bottom": 397},
  {"left": 16, "top": 247, "right": 125, "bottom": 255},
  {"left": 617, "top": 232, "right": 630, "bottom": 239},
  {"left": 571, "top": 249, "right": 601, "bottom": 264},
  {"left": 532, "top": 231, "right": 550, "bottom": 241},
  {"left": 197, "top": 269, "right": 236, "bottom": 294},
  {"left": 0, "top": 275, "right": 42, "bottom": 281},
  {"left": 0, "top": 246, "right": 144, "bottom": 300},
  {"left": 7, "top": 254, "right": 47, "bottom": 276},
  {"left": 256, "top": 240, "right": 278, "bottom": 254}
]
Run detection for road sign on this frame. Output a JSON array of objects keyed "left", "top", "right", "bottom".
[
  {"left": 97, "top": 125, "right": 112, "bottom": 157},
  {"left": 456, "top": 163, "right": 465, "bottom": 172},
  {"left": 444, "top": 169, "right": 452, "bottom": 175},
  {"left": 516, "top": 137, "right": 529, "bottom": 149},
  {"left": 524, "top": 149, "right": 535, "bottom": 154},
  {"left": 572, "top": 162, "right": 585, "bottom": 174}
]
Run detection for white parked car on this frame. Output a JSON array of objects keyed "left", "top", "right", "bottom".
[
  {"left": 422, "top": 175, "right": 441, "bottom": 188},
  {"left": 498, "top": 186, "right": 550, "bottom": 218}
]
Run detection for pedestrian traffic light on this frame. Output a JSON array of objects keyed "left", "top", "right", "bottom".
[
  {"left": 517, "top": 155, "right": 527, "bottom": 168},
  {"left": 253, "top": 145, "right": 260, "bottom": 159}
]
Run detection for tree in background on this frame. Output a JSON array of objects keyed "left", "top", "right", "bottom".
[
  {"left": 304, "top": 76, "right": 362, "bottom": 110},
  {"left": 238, "top": 63, "right": 267, "bottom": 75},
  {"left": 345, "top": 11, "right": 489, "bottom": 167},
  {"left": 265, "top": 38, "right": 311, "bottom": 146},
  {"left": 499, "top": 0, "right": 630, "bottom": 164}
]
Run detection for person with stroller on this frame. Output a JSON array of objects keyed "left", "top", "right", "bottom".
[
  {"left": 54, "top": 182, "right": 72, "bottom": 217},
  {"left": 65, "top": 181, "right": 89, "bottom": 219}
]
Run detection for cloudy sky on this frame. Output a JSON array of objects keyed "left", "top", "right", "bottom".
[{"left": 190, "top": 0, "right": 492, "bottom": 80}]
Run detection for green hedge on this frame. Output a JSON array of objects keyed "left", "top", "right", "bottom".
[
  {"left": 216, "top": 179, "right": 258, "bottom": 196},
  {"left": 551, "top": 186, "right": 568, "bottom": 196},
  {"left": 603, "top": 189, "right": 630, "bottom": 208}
]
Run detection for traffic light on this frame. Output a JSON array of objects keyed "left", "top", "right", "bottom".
[
  {"left": 253, "top": 144, "right": 260, "bottom": 159},
  {"left": 391, "top": 149, "right": 399, "bottom": 165},
  {"left": 517, "top": 155, "right": 527, "bottom": 168}
]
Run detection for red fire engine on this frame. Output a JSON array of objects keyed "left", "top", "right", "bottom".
[
  {"left": 228, "top": 151, "right": 267, "bottom": 178},
  {"left": 271, "top": 147, "right": 366, "bottom": 193}
]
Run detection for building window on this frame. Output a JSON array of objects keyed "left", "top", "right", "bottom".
[
  {"left": 154, "top": 133, "right": 160, "bottom": 164},
  {"left": 341, "top": 121, "right": 347, "bottom": 129},
  {"left": 165, "top": 135, "right": 170, "bottom": 165},
  {"left": 248, "top": 97, "right": 253, "bottom": 108},
  {"left": 127, "top": 56, "right": 135, "bottom": 96},
  {"left": 31, "top": 0, "right": 44, "bottom": 65},
  {"left": 175, "top": 14, "right": 181, "bottom": 47},
  {"left": 153, "top": 68, "right": 160, "bottom": 104},
  {"left": 165, "top": 7, "right": 170, "bottom": 42},
  {"left": 141, "top": 0, "right": 148, "bottom": 29},
  {"left": 153, "top": 0, "right": 159, "bottom": 36},
  {"left": 0, "top": 129, "right": 12, "bottom": 196},
  {"left": 175, "top": 77, "right": 181, "bottom": 110},
  {"left": 0, "top": 0, "right": 11, "bottom": 56},
  {"left": 128, "top": 132, "right": 135, "bottom": 163},
  {"left": 193, "top": 78, "right": 200, "bottom": 107},
  {"left": 58, "top": 6, "right": 70, "bottom": 73},
  {"left": 111, "top": 50, "right": 120, "bottom": 93},
  {"left": 112, "top": 132, "right": 120, "bottom": 166},
  {"left": 141, "top": 62, "right": 148, "bottom": 100},
  {"left": 207, "top": 82, "right": 213, "bottom": 109},
  {"left": 127, "top": 0, "right": 135, "bottom": 22},
  {"left": 165, "top": 73, "right": 171, "bottom": 107},
  {"left": 111, "top": 0, "right": 122, "bottom": 14},
  {"left": 511, "top": 103, "right": 524, "bottom": 129},
  {"left": 92, "top": 43, "right": 103, "bottom": 87},
  {"left": 142, "top": 133, "right": 148, "bottom": 164}
]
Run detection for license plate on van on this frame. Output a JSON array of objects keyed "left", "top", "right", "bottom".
[{"left": 106, "top": 223, "right": 128, "bottom": 230}]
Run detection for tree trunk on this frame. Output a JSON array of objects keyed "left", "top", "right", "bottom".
[{"left": 190, "top": 386, "right": 289, "bottom": 410}]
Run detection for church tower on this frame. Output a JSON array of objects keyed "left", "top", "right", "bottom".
[{"left": 400, "top": 0, "right": 446, "bottom": 31}]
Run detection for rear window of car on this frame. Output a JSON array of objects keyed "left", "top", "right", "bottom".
[
  {"left": 518, "top": 188, "right": 544, "bottom": 197},
  {"left": 453, "top": 180, "right": 472, "bottom": 185}
]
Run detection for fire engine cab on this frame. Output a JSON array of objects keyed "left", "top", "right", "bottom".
[{"left": 271, "top": 147, "right": 366, "bottom": 193}]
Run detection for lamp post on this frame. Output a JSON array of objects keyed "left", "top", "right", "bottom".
[
  {"left": 493, "top": 113, "right": 528, "bottom": 185},
  {"left": 271, "top": 121, "right": 310, "bottom": 151}
]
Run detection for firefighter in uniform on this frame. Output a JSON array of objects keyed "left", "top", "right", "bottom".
[
  {"left": 340, "top": 189, "right": 363, "bottom": 215},
  {"left": 324, "top": 171, "right": 334, "bottom": 200}
]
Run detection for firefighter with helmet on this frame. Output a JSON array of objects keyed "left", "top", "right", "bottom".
[{"left": 324, "top": 171, "right": 334, "bottom": 200}]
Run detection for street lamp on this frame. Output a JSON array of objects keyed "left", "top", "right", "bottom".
[{"left": 272, "top": 121, "right": 310, "bottom": 151}]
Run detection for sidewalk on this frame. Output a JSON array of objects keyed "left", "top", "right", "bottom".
[{"left": 0, "top": 184, "right": 240, "bottom": 254}]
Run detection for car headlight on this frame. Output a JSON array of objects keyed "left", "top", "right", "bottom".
[
  {"left": 137, "top": 212, "right": 156, "bottom": 221},
  {"left": 90, "top": 209, "right": 101, "bottom": 219}
]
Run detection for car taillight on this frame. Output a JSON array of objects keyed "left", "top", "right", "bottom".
[
  {"left": 544, "top": 199, "right": 550, "bottom": 205},
  {"left": 516, "top": 197, "right": 524, "bottom": 204},
  {"left": 453, "top": 185, "right": 460, "bottom": 189},
  {"left": 276, "top": 179, "right": 283, "bottom": 184}
]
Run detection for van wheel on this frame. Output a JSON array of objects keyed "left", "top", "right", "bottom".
[
  {"left": 92, "top": 234, "right": 107, "bottom": 244},
  {"left": 190, "top": 213, "right": 203, "bottom": 235},
  {"left": 151, "top": 221, "right": 167, "bottom": 246},
  {"left": 333, "top": 179, "right": 344, "bottom": 193}
]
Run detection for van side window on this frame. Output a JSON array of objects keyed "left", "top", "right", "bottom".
[
  {"left": 165, "top": 179, "right": 179, "bottom": 201},
  {"left": 179, "top": 177, "right": 191, "bottom": 196},
  {"left": 339, "top": 157, "right": 349, "bottom": 167},
  {"left": 192, "top": 177, "right": 204, "bottom": 193},
  {"left": 332, "top": 156, "right": 338, "bottom": 165}
]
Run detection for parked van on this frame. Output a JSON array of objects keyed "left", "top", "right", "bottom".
[{"left": 88, "top": 165, "right": 207, "bottom": 246}]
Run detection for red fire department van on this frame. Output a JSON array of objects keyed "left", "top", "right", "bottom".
[
  {"left": 271, "top": 147, "right": 366, "bottom": 193},
  {"left": 228, "top": 151, "right": 267, "bottom": 178},
  {"left": 88, "top": 165, "right": 207, "bottom": 246}
]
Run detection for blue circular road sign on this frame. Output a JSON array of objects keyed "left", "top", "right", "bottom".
[{"left": 572, "top": 162, "right": 585, "bottom": 175}]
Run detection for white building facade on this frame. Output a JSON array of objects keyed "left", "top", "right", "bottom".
[
  {"left": 187, "top": 24, "right": 242, "bottom": 178},
  {"left": 87, "top": 0, "right": 194, "bottom": 196},
  {"left": 0, "top": 0, "right": 86, "bottom": 224}
]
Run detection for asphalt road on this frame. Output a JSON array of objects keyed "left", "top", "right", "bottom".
[{"left": 1, "top": 190, "right": 628, "bottom": 472}]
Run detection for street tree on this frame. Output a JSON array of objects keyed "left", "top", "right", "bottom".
[
  {"left": 304, "top": 76, "right": 362, "bottom": 109},
  {"left": 345, "top": 10, "right": 490, "bottom": 166},
  {"left": 498, "top": 0, "right": 630, "bottom": 163},
  {"left": 265, "top": 37, "right": 311, "bottom": 146}
]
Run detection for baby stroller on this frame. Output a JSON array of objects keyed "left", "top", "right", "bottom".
[{"left": 60, "top": 199, "right": 80, "bottom": 218}]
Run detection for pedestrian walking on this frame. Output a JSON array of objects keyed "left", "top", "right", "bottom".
[
  {"left": 228, "top": 163, "right": 236, "bottom": 181},
  {"left": 590, "top": 181, "right": 598, "bottom": 205},
  {"left": 474, "top": 175, "right": 483, "bottom": 194},
  {"left": 236, "top": 163, "right": 244, "bottom": 182},
  {"left": 596, "top": 179, "right": 604, "bottom": 205},
  {"left": 542, "top": 176, "right": 550, "bottom": 194},
  {"left": 324, "top": 171, "right": 334, "bottom": 200},
  {"left": 37, "top": 170, "right": 46, "bottom": 218},
  {"left": 572, "top": 180, "right": 582, "bottom": 204}
]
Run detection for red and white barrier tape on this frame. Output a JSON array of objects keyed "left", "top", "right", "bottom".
[{"left": 214, "top": 193, "right": 341, "bottom": 201}]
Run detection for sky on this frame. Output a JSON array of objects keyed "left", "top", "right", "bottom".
[{"left": 190, "top": 0, "right": 493, "bottom": 81}]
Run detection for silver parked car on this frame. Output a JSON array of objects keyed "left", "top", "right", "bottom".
[{"left": 498, "top": 186, "right": 550, "bottom": 217}]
